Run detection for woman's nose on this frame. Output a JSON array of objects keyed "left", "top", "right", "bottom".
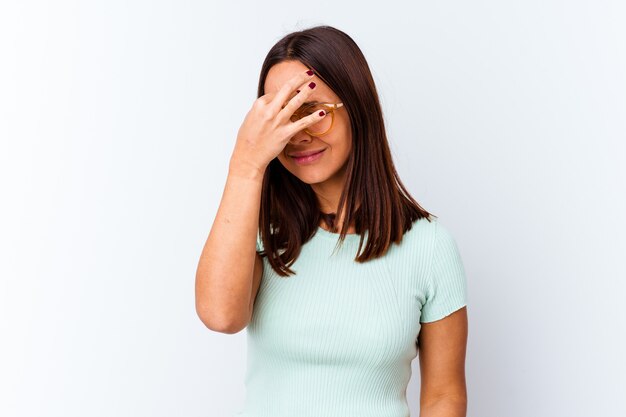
[{"left": 288, "top": 128, "right": 314, "bottom": 144}]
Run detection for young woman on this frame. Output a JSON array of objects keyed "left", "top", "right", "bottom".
[{"left": 196, "top": 25, "right": 469, "bottom": 417}]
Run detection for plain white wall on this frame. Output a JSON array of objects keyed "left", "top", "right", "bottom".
[{"left": 1, "top": 1, "right": 624, "bottom": 416}]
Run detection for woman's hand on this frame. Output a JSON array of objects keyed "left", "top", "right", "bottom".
[{"left": 230, "top": 69, "right": 328, "bottom": 176}]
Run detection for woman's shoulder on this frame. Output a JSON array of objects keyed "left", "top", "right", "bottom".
[
  {"left": 400, "top": 215, "right": 439, "bottom": 243},
  {"left": 391, "top": 215, "right": 462, "bottom": 257}
]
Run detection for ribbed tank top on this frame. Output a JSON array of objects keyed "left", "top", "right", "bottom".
[{"left": 234, "top": 217, "right": 468, "bottom": 417}]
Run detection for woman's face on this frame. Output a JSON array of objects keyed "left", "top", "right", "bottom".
[{"left": 264, "top": 60, "right": 352, "bottom": 187}]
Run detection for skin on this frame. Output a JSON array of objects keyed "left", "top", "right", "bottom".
[
  {"left": 265, "top": 60, "right": 469, "bottom": 416},
  {"left": 418, "top": 307, "right": 468, "bottom": 417},
  {"left": 263, "top": 60, "right": 356, "bottom": 233}
]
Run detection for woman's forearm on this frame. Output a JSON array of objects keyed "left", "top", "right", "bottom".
[{"left": 194, "top": 160, "right": 264, "bottom": 333}]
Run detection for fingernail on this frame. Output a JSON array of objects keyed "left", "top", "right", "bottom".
[
  {"left": 296, "top": 89, "right": 300, "bottom": 93},
  {"left": 308, "top": 82, "right": 316, "bottom": 89},
  {"left": 306, "top": 70, "right": 314, "bottom": 76},
  {"left": 318, "top": 110, "right": 325, "bottom": 116}
]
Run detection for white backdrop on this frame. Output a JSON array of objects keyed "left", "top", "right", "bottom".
[{"left": 1, "top": 1, "right": 625, "bottom": 416}]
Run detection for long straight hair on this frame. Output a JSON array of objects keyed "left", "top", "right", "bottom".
[{"left": 256, "top": 25, "right": 435, "bottom": 277}]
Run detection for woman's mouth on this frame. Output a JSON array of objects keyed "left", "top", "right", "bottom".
[{"left": 290, "top": 148, "right": 326, "bottom": 165}]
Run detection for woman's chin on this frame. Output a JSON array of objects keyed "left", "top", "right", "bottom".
[{"left": 292, "top": 171, "right": 329, "bottom": 185}]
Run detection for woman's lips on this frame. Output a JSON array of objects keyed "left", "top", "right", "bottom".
[
  {"left": 289, "top": 148, "right": 326, "bottom": 157},
  {"left": 291, "top": 148, "right": 326, "bottom": 165}
]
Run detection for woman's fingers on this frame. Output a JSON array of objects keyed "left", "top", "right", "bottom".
[
  {"left": 276, "top": 79, "right": 320, "bottom": 125},
  {"left": 284, "top": 105, "right": 327, "bottom": 138},
  {"left": 266, "top": 69, "right": 315, "bottom": 116}
]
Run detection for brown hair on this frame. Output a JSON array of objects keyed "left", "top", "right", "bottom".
[{"left": 256, "top": 25, "right": 435, "bottom": 277}]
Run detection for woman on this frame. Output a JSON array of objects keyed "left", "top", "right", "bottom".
[{"left": 196, "top": 25, "right": 469, "bottom": 417}]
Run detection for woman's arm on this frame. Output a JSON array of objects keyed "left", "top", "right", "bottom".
[
  {"left": 417, "top": 306, "right": 468, "bottom": 417},
  {"left": 194, "top": 161, "right": 264, "bottom": 334},
  {"left": 195, "top": 69, "right": 329, "bottom": 334}
]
